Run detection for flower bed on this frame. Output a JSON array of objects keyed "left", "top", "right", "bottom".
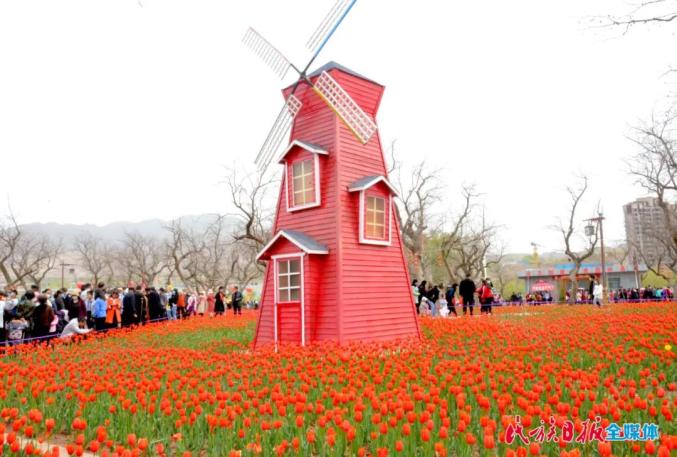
[{"left": 0, "top": 303, "right": 675, "bottom": 456}]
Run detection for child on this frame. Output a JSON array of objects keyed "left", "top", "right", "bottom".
[
  {"left": 435, "top": 295, "right": 448, "bottom": 318},
  {"left": 419, "top": 296, "right": 431, "bottom": 316}
]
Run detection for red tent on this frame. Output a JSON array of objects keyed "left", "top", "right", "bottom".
[
  {"left": 531, "top": 280, "right": 555, "bottom": 292},
  {"left": 253, "top": 63, "right": 421, "bottom": 348}
]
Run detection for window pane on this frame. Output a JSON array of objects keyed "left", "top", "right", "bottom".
[
  {"left": 375, "top": 198, "right": 385, "bottom": 211},
  {"left": 281, "top": 289, "right": 290, "bottom": 302},
  {"left": 293, "top": 177, "right": 303, "bottom": 192},
  {"left": 365, "top": 195, "right": 387, "bottom": 240},
  {"left": 292, "top": 163, "right": 302, "bottom": 176},
  {"left": 289, "top": 259, "right": 300, "bottom": 273},
  {"left": 290, "top": 288, "right": 300, "bottom": 301},
  {"left": 305, "top": 189, "right": 315, "bottom": 202},
  {"left": 278, "top": 261, "right": 288, "bottom": 274},
  {"left": 290, "top": 273, "right": 300, "bottom": 287},
  {"left": 279, "top": 274, "right": 289, "bottom": 288},
  {"left": 367, "top": 196, "right": 376, "bottom": 211},
  {"left": 376, "top": 209, "right": 385, "bottom": 226}
]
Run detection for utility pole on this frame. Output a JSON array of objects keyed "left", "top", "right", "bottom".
[
  {"left": 585, "top": 213, "right": 606, "bottom": 303},
  {"left": 59, "top": 262, "right": 75, "bottom": 289}
]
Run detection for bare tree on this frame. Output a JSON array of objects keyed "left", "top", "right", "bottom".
[
  {"left": 557, "top": 177, "right": 599, "bottom": 304},
  {"left": 226, "top": 169, "right": 274, "bottom": 250},
  {"left": 0, "top": 212, "right": 62, "bottom": 289},
  {"left": 627, "top": 111, "right": 677, "bottom": 279},
  {"left": 11, "top": 234, "right": 62, "bottom": 289},
  {"left": 0, "top": 214, "right": 22, "bottom": 287},
  {"left": 74, "top": 233, "right": 113, "bottom": 285},
  {"left": 599, "top": 1, "right": 677, "bottom": 34},
  {"left": 226, "top": 168, "right": 275, "bottom": 286},
  {"left": 165, "top": 219, "right": 203, "bottom": 289},
  {"left": 393, "top": 161, "right": 442, "bottom": 280},
  {"left": 436, "top": 186, "right": 503, "bottom": 282},
  {"left": 119, "top": 232, "right": 168, "bottom": 286}
]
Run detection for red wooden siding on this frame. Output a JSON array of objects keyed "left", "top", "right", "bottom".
[
  {"left": 277, "top": 303, "right": 301, "bottom": 344},
  {"left": 254, "top": 63, "right": 420, "bottom": 348}
]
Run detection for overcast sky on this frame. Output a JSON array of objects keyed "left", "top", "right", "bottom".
[{"left": 1, "top": 0, "right": 676, "bottom": 253}]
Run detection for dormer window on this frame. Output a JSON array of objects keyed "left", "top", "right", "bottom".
[
  {"left": 279, "top": 140, "right": 327, "bottom": 212},
  {"left": 291, "top": 159, "right": 315, "bottom": 207},
  {"left": 348, "top": 175, "right": 398, "bottom": 246}
]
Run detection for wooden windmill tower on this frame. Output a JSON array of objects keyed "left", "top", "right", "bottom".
[{"left": 243, "top": 0, "right": 420, "bottom": 347}]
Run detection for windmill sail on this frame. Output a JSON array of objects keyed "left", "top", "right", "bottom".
[
  {"left": 255, "top": 94, "right": 303, "bottom": 171},
  {"left": 243, "top": 27, "right": 294, "bottom": 80},
  {"left": 312, "top": 71, "right": 377, "bottom": 144},
  {"left": 306, "top": 0, "right": 357, "bottom": 55}
]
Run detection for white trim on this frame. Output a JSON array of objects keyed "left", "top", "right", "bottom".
[
  {"left": 277, "top": 139, "right": 328, "bottom": 163},
  {"left": 300, "top": 257, "right": 305, "bottom": 346},
  {"left": 273, "top": 260, "right": 278, "bottom": 350},
  {"left": 256, "top": 230, "right": 329, "bottom": 260},
  {"left": 273, "top": 254, "right": 306, "bottom": 347},
  {"left": 348, "top": 175, "right": 399, "bottom": 197},
  {"left": 358, "top": 191, "right": 392, "bottom": 246},
  {"left": 271, "top": 252, "right": 306, "bottom": 260},
  {"left": 287, "top": 154, "right": 321, "bottom": 212}
]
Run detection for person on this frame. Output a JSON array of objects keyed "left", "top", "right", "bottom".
[
  {"left": 106, "top": 290, "right": 122, "bottom": 328},
  {"left": 0, "top": 290, "right": 6, "bottom": 342},
  {"left": 15, "top": 291, "right": 37, "bottom": 329},
  {"left": 186, "top": 291, "right": 197, "bottom": 316},
  {"left": 67, "top": 292, "right": 87, "bottom": 321},
  {"left": 416, "top": 280, "right": 428, "bottom": 315},
  {"left": 232, "top": 285, "right": 243, "bottom": 316},
  {"left": 428, "top": 284, "right": 440, "bottom": 304},
  {"left": 159, "top": 288, "right": 172, "bottom": 320},
  {"left": 92, "top": 290, "right": 108, "bottom": 330},
  {"left": 32, "top": 295, "right": 56, "bottom": 340},
  {"left": 147, "top": 287, "right": 163, "bottom": 321},
  {"left": 587, "top": 276, "right": 595, "bottom": 304},
  {"left": 459, "top": 274, "right": 476, "bottom": 316},
  {"left": 445, "top": 284, "right": 458, "bottom": 316},
  {"left": 434, "top": 293, "right": 447, "bottom": 318},
  {"left": 197, "top": 292, "right": 207, "bottom": 316},
  {"left": 135, "top": 286, "right": 148, "bottom": 324},
  {"left": 593, "top": 280, "right": 603, "bottom": 307},
  {"left": 60, "top": 317, "right": 92, "bottom": 339},
  {"left": 214, "top": 287, "right": 226, "bottom": 316},
  {"left": 411, "top": 280, "right": 420, "bottom": 304},
  {"left": 121, "top": 287, "right": 137, "bottom": 327},
  {"left": 84, "top": 289, "right": 95, "bottom": 328},
  {"left": 53, "top": 289, "right": 66, "bottom": 312},
  {"left": 207, "top": 289, "right": 216, "bottom": 315},
  {"left": 176, "top": 289, "right": 186, "bottom": 319},
  {"left": 477, "top": 279, "right": 494, "bottom": 315}
]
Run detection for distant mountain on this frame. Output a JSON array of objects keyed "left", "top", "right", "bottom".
[{"left": 21, "top": 214, "right": 239, "bottom": 248}]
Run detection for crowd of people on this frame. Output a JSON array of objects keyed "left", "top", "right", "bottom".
[
  {"left": 0, "top": 282, "right": 251, "bottom": 345},
  {"left": 412, "top": 274, "right": 496, "bottom": 317}
]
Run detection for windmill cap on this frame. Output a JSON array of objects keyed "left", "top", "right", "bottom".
[{"left": 305, "top": 61, "right": 383, "bottom": 87}]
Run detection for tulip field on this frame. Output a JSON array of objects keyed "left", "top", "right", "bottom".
[{"left": 0, "top": 303, "right": 675, "bottom": 457}]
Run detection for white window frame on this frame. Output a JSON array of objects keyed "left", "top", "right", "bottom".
[
  {"left": 358, "top": 191, "right": 392, "bottom": 246},
  {"left": 285, "top": 154, "right": 321, "bottom": 212},
  {"left": 271, "top": 253, "right": 306, "bottom": 346}
]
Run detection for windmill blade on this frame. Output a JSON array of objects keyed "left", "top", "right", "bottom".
[
  {"left": 312, "top": 71, "right": 377, "bottom": 144},
  {"left": 255, "top": 94, "right": 303, "bottom": 170},
  {"left": 243, "top": 27, "right": 295, "bottom": 80},
  {"left": 306, "top": 0, "right": 356, "bottom": 55}
]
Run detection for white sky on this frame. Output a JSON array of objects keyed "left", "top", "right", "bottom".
[{"left": 1, "top": 0, "right": 675, "bottom": 252}]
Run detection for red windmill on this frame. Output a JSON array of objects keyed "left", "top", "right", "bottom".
[{"left": 243, "top": 0, "right": 420, "bottom": 347}]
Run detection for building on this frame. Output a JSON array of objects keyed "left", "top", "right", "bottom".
[
  {"left": 624, "top": 197, "right": 672, "bottom": 262},
  {"left": 518, "top": 263, "right": 648, "bottom": 301},
  {"left": 253, "top": 63, "right": 420, "bottom": 348}
]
